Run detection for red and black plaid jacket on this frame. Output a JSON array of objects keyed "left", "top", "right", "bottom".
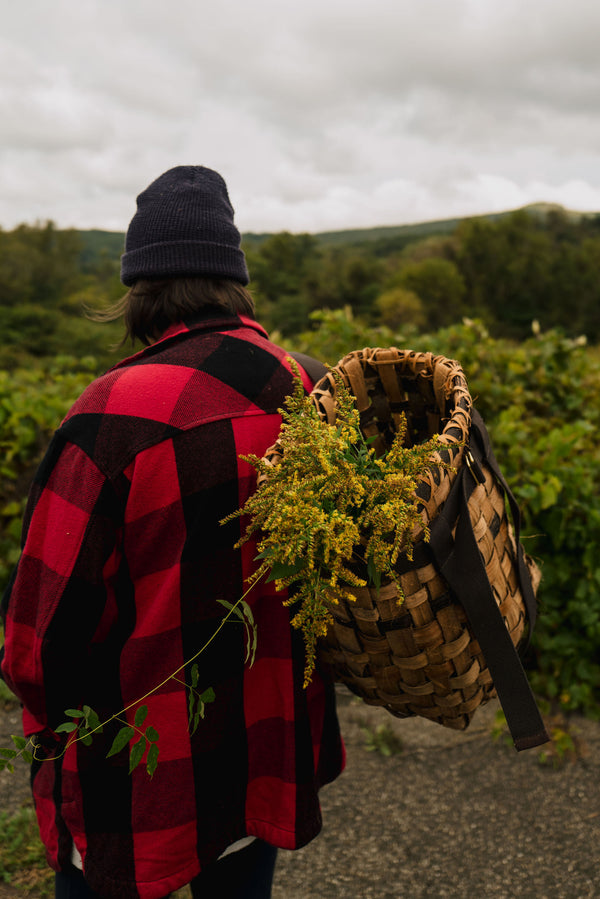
[{"left": 1, "top": 312, "right": 344, "bottom": 899}]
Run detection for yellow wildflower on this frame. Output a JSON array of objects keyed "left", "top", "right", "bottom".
[{"left": 225, "top": 363, "right": 445, "bottom": 685}]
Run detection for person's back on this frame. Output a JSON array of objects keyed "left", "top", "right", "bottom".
[{"left": 0, "top": 166, "right": 344, "bottom": 899}]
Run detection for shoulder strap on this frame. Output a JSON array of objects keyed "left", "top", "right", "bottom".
[
  {"left": 428, "top": 411, "right": 549, "bottom": 751},
  {"left": 288, "top": 352, "right": 328, "bottom": 385}
]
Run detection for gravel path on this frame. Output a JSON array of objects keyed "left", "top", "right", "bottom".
[
  {"left": 2, "top": 691, "right": 599, "bottom": 898},
  {"left": 273, "top": 691, "right": 600, "bottom": 899}
]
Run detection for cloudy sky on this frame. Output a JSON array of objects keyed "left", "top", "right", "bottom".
[{"left": 3, "top": 0, "right": 600, "bottom": 234}]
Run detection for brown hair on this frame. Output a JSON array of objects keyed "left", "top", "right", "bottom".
[{"left": 90, "top": 277, "right": 255, "bottom": 345}]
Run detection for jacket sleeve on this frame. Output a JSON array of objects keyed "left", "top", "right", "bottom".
[{"left": 0, "top": 432, "right": 123, "bottom": 735}]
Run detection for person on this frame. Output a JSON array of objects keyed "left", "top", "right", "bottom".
[{"left": 0, "top": 166, "right": 345, "bottom": 899}]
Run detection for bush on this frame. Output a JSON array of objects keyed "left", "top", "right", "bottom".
[
  {"left": 1, "top": 318, "right": 599, "bottom": 718},
  {"left": 291, "top": 314, "right": 600, "bottom": 718},
  {"left": 0, "top": 360, "right": 96, "bottom": 588}
]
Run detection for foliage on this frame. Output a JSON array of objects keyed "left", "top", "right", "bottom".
[
  {"left": 229, "top": 366, "right": 443, "bottom": 684},
  {"left": 295, "top": 316, "right": 600, "bottom": 718},
  {"left": 248, "top": 232, "right": 383, "bottom": 334},
  {"left": 362, "top": 723, "right": 404, "bottom": 757},
  {"left": 536, "top": 725, "right": 580, "bottom": 770},
  {"left": 2, "top": 214, "right": 600, "bottom": 732},
  {"left": 0, "top": 668, "right": 15, "bottom": 707},
  {"left": 3, "top": 210, "right": 600, "bottom": 364},
  {"left": 0, "top": 221, "right": 81, "bottom": 308},
  {"left": 241, "top": 207, "right": 600, "bottom": 340},
  {"left": 0, "top": 360, "right": 97, "bottom": 588},
  {"left": 0, "top": 807, "right": 53, "bottom": 895},
  {"left": 455, "top": 209, "right": 600, "bottom": 339},
  {"left": 0, "top": 221, "right": 124, "bottom": 371},
  {"left": 2, "top": 313, "right": 599, "bottom": 718},
  {"left": 388, "top": 257, "right": 467, "bottom": 330},
  {"left": 277, "top": 306, "right": 417, "bottom": 366},
  {"left": 376, "top": 287, "right": 425, "bottom": 331},
  {"left": 492, "top": 709, "right": 587, "bottom": 769},
  {"left": 0, "top": 734, "right": 33, "bottom": 772}
]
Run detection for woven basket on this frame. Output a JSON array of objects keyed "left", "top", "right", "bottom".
[{"left": 264, "top": 347, "right": 539, "bottom": 733}]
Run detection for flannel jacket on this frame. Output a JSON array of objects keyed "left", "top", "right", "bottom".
[{"left": 0, "top": 312, "right": 344, "bottom": 899}]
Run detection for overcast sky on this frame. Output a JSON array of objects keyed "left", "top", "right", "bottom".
[{"left": 3, "top": 0, "right": 600, "bottom": 235}]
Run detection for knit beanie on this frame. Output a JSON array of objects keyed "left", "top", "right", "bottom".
[{"left": 120, "top": 166, "right": 249, "bottom": 286}]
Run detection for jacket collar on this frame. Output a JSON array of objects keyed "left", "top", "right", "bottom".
[{"left": 109, "top": 313, "right": 270, "bottom": 372}]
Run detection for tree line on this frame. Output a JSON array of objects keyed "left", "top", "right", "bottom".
[
  {"left": 247, "top": 207, "right": 600, "bottom": 340},
  {"left": 1, "top": 206, "right": 599, "bottom": 372},
  {"left": 1, "top": 211, "right": 600, "bottom": 717}
]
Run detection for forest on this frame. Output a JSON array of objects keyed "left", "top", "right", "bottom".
[
  {"left": 2, "top": 204, "right": 600, "bottom": 371},
  {"left": 0, "top": 205, "right": 599, "bottom": 721}
]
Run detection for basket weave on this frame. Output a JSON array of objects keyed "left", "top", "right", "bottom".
[{"left": 265, "top": 347, "right": 537, "bottom": 732}]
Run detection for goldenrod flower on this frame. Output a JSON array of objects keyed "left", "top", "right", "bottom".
[{"left": 225, "top": 363, "right": 445, "bottom": 685}]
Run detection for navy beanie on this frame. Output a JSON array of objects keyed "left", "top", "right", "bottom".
[{"left": 120, "top": 166, "right": 249, "bottom": 286}]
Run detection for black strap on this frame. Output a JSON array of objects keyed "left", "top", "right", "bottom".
[
  {"left": 288, "top": 352, "right": 328, "bottom": 385},
  {"left": 429, "top": 411, "right": 549, "bottom": 751}
]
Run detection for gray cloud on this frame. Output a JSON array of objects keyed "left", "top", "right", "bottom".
[{"left": 3, "top": 0, "right": 600, "bottom": 232}]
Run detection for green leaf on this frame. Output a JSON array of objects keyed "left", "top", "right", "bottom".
[
  {"left": 64, "top": 709, "right": 86, "bottom": 718},
  {"left": 191, "top": 709, "right": 202, "bottom": 735},
  {"left": 10, "top": 735, "right": 27, "bottom": 750},
  {"left": 146, "top": 742, "right": 159, "bottom": 778},
  {"left": 200, "top": 687, "right": 215, "bottom": 704},
  {"left": 128, "top": 736, "right": 147, "bottom": 774},
  {"left": 218, "top": 599, "right": 258, "bottom": 665},
  {"left": 0, "top": 747, "right": 17, "bottom": 759},
  {"left": 106, "top": 726, "right": 135, "bottom": 758},
  {"left": 539, "top": 476, "right": 562, "bottom": 510},
  {"left": 216, "top": 598, "right": 244, "bottom": 619},
  {"left": 83, "top": 706, "right": 102, "bottom": 732},
  {"left": 22, "top": 750, "right": 33, "bottom": 765},
  {"left": 134, "top": 706, "right": 148, "bottom": 728},
  {"left": 145, "top": 726, "right": 159, "bottom": 743},
  {"left": 190, "top": 663, "right": 200, "bottom": 689},
  {"left": 55, "top": 722, "right": 78, "bottom": 734},
  {"left": 239, "top": 600, "right": 255, "bottom": 625},
  {"left": 79, "top": 729, "right": 93, "bottom": 747},
  {"left": 265, "top": 561, "right": 302, "bottom": 583},
  {"left": 244, "top": 617, "right": 258, "bottom": 667}
]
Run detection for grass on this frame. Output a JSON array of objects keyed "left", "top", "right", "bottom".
[
  {"left": 0, "top": 806, "right": 192, "bottom": 897},
  {"left": 0, "top": 802, "right": 196, "bottom": 898},
  {"left": 0, "top": 807, "right": 53, "bottom": 897},
  {"left": 0, "top": 680, "right": 16, "bottom": 708},
  {"left": 0, "top": 626, "right": 19, "bottom": 708}
]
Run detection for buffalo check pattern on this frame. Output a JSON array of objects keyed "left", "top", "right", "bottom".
[{"left": 1, "top": 313, "right": 344, "bottom": 899}]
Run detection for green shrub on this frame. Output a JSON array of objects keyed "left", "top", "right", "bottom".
[
  {"left": 0, "top": 360, "right": 96, "bottom": 588},
  {"left": 1, "top": 319, "right": 599, "bottom": 718},
  {"left": 0, "top": 807, "right": 53, "bottom": 895},
  {"left": 292, "top": 314, "right": 600, "bottom": 718}
]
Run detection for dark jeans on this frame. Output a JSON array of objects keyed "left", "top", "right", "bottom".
[{"left": 54, "top": 839, "right": 279, "bottom": 899}]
